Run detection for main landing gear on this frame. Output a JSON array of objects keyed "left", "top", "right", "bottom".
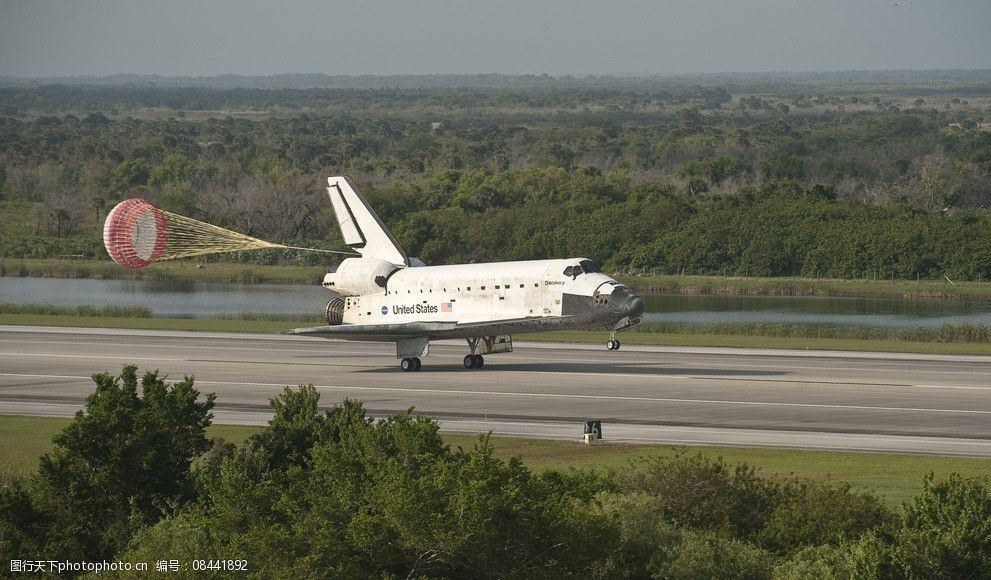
[
  {"left": 463, "top": 354, "right": 485, "bottom": 369},
  {"left": 606, "top": 331, "right": 622, "bottom": 351},
  {"left": 400, "top": 357, "right": 422, "bottom": 372},
  {"left": 463, "top": 337, "right": 485, "bottom": 369}
]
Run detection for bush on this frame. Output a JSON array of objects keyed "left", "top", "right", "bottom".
[
  {"left": 122, "top": 391, "right": 617, "bottom": 578},
  {"left": 845, "top": 531, "right": 903, "bottom": 580},
  {"left": 28, "top": 365, "right": 215, "bottom": 561},
  {"left": 759, "top": 480, "right": 897, "bottom": 554},
  {"left": 619, "top": 451, "right": 780, "bottom": 540},
  {"left": 592, "top": 492, "right": 683, "bottom": 578},
  {"left": 896, "top": 473, "right": 991, "bottom": 579},
  {"left": 772, "top": 544, "right": 849, "bottom": 580},
  {"left": 658, "top": 530, "right": 775, "bottom": 580}
]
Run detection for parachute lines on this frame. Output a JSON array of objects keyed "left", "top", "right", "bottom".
[{"left": 103, "top": 198, "right": 354, "bottom": 268}]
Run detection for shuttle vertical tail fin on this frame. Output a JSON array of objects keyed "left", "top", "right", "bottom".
[{"left": 327, "top": 176, "right": 408, "bottom": 266}]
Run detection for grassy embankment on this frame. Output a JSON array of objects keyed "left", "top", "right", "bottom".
[
  {"left": 622, "top": 273, "right": 991, "bottom": 299},
  {"left": 1, "top": 415, "right": 987, "bottom": 505},
  {"left": 4, "top": 302, "right": 991, "bottom": 355},
  {"left": 6, "top": 258, "right": 991, "bottom": 299},
  {"left": 0, "top": 258, "right": 326, "bottom": 285}
]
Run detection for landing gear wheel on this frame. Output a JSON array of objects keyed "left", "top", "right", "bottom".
[
  {"left": 614, "top": 340, "right": 621, "bottom": 351},
  {"left": 607, "top": 340, "right": 616, "bottom": 350},
  {"left": 464, "top": 355, "right": 475, "bottom": 369},
  {"left": 401, "top": 358, "right": 414, "bottom": 372},
  {"left": 474, "top": 354, "right": 484, "bottom": 368},
  {"left": 412, "top": 357, "right": 422, "bottom": 371}
]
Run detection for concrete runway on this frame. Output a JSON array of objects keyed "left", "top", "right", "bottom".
[{"left": 2, "top": 325, "right": 991, "bottom": 456}]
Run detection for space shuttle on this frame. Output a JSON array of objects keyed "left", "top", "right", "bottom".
[{"left": 284, "top": 176, "right": 645, "bottom": 371}]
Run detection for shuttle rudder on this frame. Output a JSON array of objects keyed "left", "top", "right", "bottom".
[{"left": 326, "top": 176, "right": 408, "bottom": 266}]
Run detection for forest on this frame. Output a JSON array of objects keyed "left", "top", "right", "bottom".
[
  {"left": 1, "top": 74, "right": 989, "bottom": 279},
  {"left": 1, "top": 366, "right": 988, "bottom": 579}
]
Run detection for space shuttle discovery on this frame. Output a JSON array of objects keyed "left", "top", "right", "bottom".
[{"left": 284, "top": 176, "right": 645, "bottom": 371}]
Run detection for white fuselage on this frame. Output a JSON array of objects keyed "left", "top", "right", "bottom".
[{"left": 324, "top": 258, "right": 624, "bottom": 328}]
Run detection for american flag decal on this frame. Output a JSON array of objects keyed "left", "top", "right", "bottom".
[{"left": 441, "top": 302, "right": 453, "bottom": 312}]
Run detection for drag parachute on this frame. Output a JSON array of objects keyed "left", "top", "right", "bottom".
[
  {"left": 103, "top": 199, "right": 171, "bottom": 268},
  {"left": 103, "top": 198, "right": 351, "bottom": 269}
]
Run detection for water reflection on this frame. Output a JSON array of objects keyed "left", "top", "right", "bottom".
[
  {"left": 140, "top": 279, "right": 197, "bottom": 293},
  {"left": 3, "top": 278, "right": 991, "bottom": 327},
  {"left": 0, "top": 277, "right": 329, "bottom": 318}
]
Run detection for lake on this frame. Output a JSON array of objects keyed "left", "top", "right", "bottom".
[{"left": 3, "top": 277, "right": 991, "bottom": 327}]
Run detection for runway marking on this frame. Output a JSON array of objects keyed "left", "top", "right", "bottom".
[
  {"left": 0, "top": 352, "right": 185, "bottom": 362},
  {"left": 4, "top": 337, "right": 991, "bottom": 378},
  {"left": 0, "top": 338, "right": 373, "bottom": 357},
  {"left": 2, "top": 350, "right": 959, "bottom": 388},
  {"left": 2, "top": 372, "right": 990, "bottom": 416},
  {"left": 680, "top": 360, "right": 991, "bottom": 376},
  {"left": 3, "top": 351, "right": 987, "bottom": 391}
]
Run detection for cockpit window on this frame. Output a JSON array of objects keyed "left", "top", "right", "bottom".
[
  {"left": 565, "top": 263, "right": 591, "bottom": 278},
  {"left": 580, "top": 260, "right": 601, "bottom": 273}
]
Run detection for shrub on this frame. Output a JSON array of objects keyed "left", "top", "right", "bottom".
[
  {"left": 759, "top": 480, "right": 897, "bottom": 554},
  {"left": 659, "top": 530, "right": 775, "bottom": 580},
  {"left": 896, "top": 473, "right": 991, "bottom": 579},
  {"left": 619, "top": 451, "right": 780, "bottom": 539},
  {"left": 772, "top": 544, "right": 849, "bottom": 580}
]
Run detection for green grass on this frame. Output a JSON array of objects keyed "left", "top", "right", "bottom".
[
  {"left": 8, "top": 258, "right": 991, "bottom": 300},
  {"left": 0, "top": 416, "right": 264, "bottom": 476},
  {"left": 3, "top": 416, "right": 987, "bottom": 505},
  {"left": 0, "top": 415, "right": 68, "bottom": 476},
  {"left": 0, "top": 314, "right": 296, "bottom": 333},
  {"left": 444, "top": 435, "right": 991, "bottom": 505},
  {"left": 0, "top": 258, "right": 327, "bottom": 285},
  {"left": 617, "top": 273, "right": 991, "bottom": 300},
  {"left": 637, "top": 321, "right": 991, "bottom": 343},
  {"left": 0, "top": 302, "right": 153, "bottom": 318}
]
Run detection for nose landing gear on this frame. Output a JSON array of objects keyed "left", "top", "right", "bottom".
[{"left": 401, "top": 357, "right": 422, "bottom": 371}]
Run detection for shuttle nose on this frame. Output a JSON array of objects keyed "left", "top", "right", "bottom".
[
  {"left": 629, "top": 295, "right": 645, "bottom": 318},
  {"left": 612, "top": 287, "right": 645, "bottom": 318}
]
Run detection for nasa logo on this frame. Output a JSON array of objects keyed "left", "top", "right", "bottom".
[{"left": 381, "top": 306, "right": 388, "bottom": 315}]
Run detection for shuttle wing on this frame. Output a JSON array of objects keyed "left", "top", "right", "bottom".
[
  {"left": 284, "top": 321, "right": 458, "bottom": 341},
  {"left": 327, "top": 176, "right": 408, "bottom": 266},
  {"left": 283, "top": 315, "right": 577, "bottom": 342}
]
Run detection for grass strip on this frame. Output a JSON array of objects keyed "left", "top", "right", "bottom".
[
  {"left": 617, "top": 274, "right": 991, "bottom": 299},
  {"left": 636, "top": 321, "right": 991, "bottom": 343},
  {"left": 7, "top": 259, "right": 991, "bottom": 299},
  {"left": 0, "top": 314, "right": 293, "bottom": 333},
  {"left": 0, "top": 302, "right": 153, "bottom": 317},
  {"left": 0, "top": 258, "right": 326, "bottom": 285},
  {"left": 2, "top": 415, "right": 987, "bottom": 505}
]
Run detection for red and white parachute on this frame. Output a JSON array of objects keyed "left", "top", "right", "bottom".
[
  {"left": 103, "top": 198, "right": 352, "bottom": 268},
  {"left": 103, "top": 199, "right": 171, "bottom": 268}
]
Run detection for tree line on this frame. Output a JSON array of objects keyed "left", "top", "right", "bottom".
[
  {"left": 1, "top": 366, "right": 988, "bottom": 578},
  {"left": 0, "top": 84, "right": 989, "bottom": 279}
]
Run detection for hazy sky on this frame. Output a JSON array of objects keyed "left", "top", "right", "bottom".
[{"left": 1, "top": 0, "right": 989, "bottom": 77}]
